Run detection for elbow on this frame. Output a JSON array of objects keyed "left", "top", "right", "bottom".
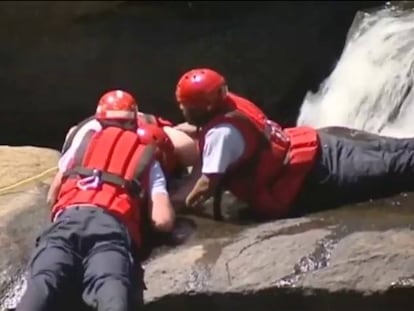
[
  {"left": 153, "top": 216, "right": 175, "bottom": 233},
  {"left": 150, "top": 192, "right": 176, "bottom": 232},
  {"left": 152, "top": 204, "right": 176, "bottom": 233}
]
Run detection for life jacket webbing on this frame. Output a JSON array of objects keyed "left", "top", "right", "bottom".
[
  {"left": 62, "top": 128, "right": 156, "bottom": 198},
  {"left": 61, "top": 115, "right": 95, "bottom": 154}
]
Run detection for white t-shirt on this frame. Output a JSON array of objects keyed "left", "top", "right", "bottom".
[
  {"left": 201, "top": 123, "right": 246, "bottom": 174},
  {"left": 59, "top": 119, "right": 168, "bottom": 196}
]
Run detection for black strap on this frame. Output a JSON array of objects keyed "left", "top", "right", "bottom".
[
  {"left": 131, "top": 144, "right": 156, "bottom": 181},
  {"left": 63, "top": 166, "right": 143, "bottom": 197},
  {"left": 63, "top": 130, "right": 156, "bottom": 198},
  {"left": 213, "top": 183, "right": 224, "bottom": 221},
  {"left": 61, "top": 116, "right": 95, "bottom": 154}
]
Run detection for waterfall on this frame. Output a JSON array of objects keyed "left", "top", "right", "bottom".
[{"left": 297, "top": 2, "right": 414, "bottom": 138}]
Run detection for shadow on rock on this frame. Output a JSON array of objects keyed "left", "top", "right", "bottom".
[{"left": 144, "top": 287, "right": 414, "bottom": 311}]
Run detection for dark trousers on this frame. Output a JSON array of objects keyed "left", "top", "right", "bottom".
[
  {"left": 16, "top": 206, "right": 143, "bottom": 311},
  {"left": 295, "top": 126, "right": 414, "bottom": 212}
]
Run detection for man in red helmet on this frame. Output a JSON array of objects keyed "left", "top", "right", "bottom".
[
  {"left": 173, "top": 67, "right": 414, "bottom": 220},
  {"left": 17, "top": 90, "right": 175, "bottom": 311}
]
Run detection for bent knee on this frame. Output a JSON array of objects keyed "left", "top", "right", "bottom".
[{"left": 163, "top": 126, "right": 199, "bottom": 167}]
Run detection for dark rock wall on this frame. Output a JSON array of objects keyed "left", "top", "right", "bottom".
[{"left": 0, "top": 1, "right": 384, "bottom": 149}]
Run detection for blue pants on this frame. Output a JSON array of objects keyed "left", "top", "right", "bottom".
[{"left": 16, "top": 206, "right": 143, "bottom": 311}]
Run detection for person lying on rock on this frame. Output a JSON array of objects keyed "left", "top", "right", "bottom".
[
  {"left": 61, "top": 99, "right": 200, "bottom": 185},
  {"left": 16, "top": 90, "right": 175, "bottom": 311},
  {"left": 172, "top": 67, "right": 414, "bottom": 220}
]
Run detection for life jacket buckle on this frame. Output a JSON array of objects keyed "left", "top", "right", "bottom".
[
  {"left": 264, "top": 119, "right": 290, "bottom": 148},
  {"left": 77, "top": 169, "right": 102, "bottom": 191}
]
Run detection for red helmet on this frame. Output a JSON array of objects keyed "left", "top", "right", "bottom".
[
  {"left": 95, "top": 90, "right": 138, "bottom": 121},
  {"left": 137, "top": 124, "right": 172, "bottom": 150},
  {"left": 175, "top": 68, "right": 228, "bottom": 109},
  {"left": 137, "top": 124, "right": 177, "bottom": 174}
]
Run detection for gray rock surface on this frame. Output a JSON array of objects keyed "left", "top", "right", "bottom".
[
  {"left": 143, "top": 195, "right": 414, "bottom": 310},
  {"left": 2, "top": 147, "right": 414, "bottom": 311},
  {"left": 0, "top": 146, "right": 58, "bottom": 310}
]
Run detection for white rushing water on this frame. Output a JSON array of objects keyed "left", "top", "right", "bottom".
[{"left": 297, "top": 3, "right": 414, "bottom": 138}]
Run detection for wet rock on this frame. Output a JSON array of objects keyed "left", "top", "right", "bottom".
[
  {"left": 3, "top": 146, "right": 414, "bottom": 310},
  {"left": 301, "top": 229, "right": 414, "bottom": 293},
  {"left": 144, "top": 218, "right": 329, "bottom": 299},
  {"left": 0, "top": 146, "right": 58, "bottom": 309},
  {"left": 143, "top": 196, "right": 414, "bottom": 310}
]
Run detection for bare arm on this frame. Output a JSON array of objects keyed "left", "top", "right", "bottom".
[
  {"left": 163, "top": 125, "right": 200, "bottom": 168},
  {"left": 150, "top": 193, "right": 175, "bottom": 232},
  {"left": 148, "top": 161, "right": 175, "bottom": 232},
  {"left": 169, "top": 163, "right": 201, "bottom": 207},
  {"left": 184, "top": 124, "right": 244, "bottom": 208},
  {"left": 173, "top": 122, "right": 199, "bottom": 138},
  {"left": 46, "top": 170, "right": 64, "bottom": 208},
  {"left": 47, "top": 126, "right": 78, "bottom": 207},
  {"left": 185, "top": 173, "right": 222, "bottom": 208}
]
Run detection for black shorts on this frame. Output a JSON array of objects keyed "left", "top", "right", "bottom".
[{"left": 296, "top": 127, "right": 414, "bottom": 211}]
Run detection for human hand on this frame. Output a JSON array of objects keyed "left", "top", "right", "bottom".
[{"left": 184, "top": 192, "right": 206, "bottom": 209}]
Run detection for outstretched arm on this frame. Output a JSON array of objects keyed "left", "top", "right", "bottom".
[{"left": 185, "top": 124, "right": 245, "bottom": 208}]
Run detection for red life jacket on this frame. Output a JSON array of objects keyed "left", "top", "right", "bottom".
[
  {"left": 62, "top": 113, "right": 173, "bottom": 153},
  {"left": 198, "top": 92, "right": 320, "bottom": 219},
  {"left": 137, "top": 114, "right": 179, "bottom": 178},
  {"left": 62, "top": 113, "right": 177, "bottom": 178},
  {"left": 136, "top": 123, "right": 179, "bottom": 178},
  {"left": 53, "top": 126, "right": 156, "bottom": 248}
]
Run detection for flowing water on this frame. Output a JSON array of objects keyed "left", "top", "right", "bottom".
[{"left": 297, "top": 2, "right": 414, "bottom": 137}]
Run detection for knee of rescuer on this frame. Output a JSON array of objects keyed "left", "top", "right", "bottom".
[{"left": 163, "top": 126, "right": 200, "bottom": 168}]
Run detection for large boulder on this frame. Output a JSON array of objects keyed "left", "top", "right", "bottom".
[
  {"left": 1, "top": 147, "right": 414, "bottom": 311},
  {"left": 0, "top": 146, "right": 59, "bottom": 309},
  {"left": 143, "top": 196, "right": 414, "bottom": 310}
]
